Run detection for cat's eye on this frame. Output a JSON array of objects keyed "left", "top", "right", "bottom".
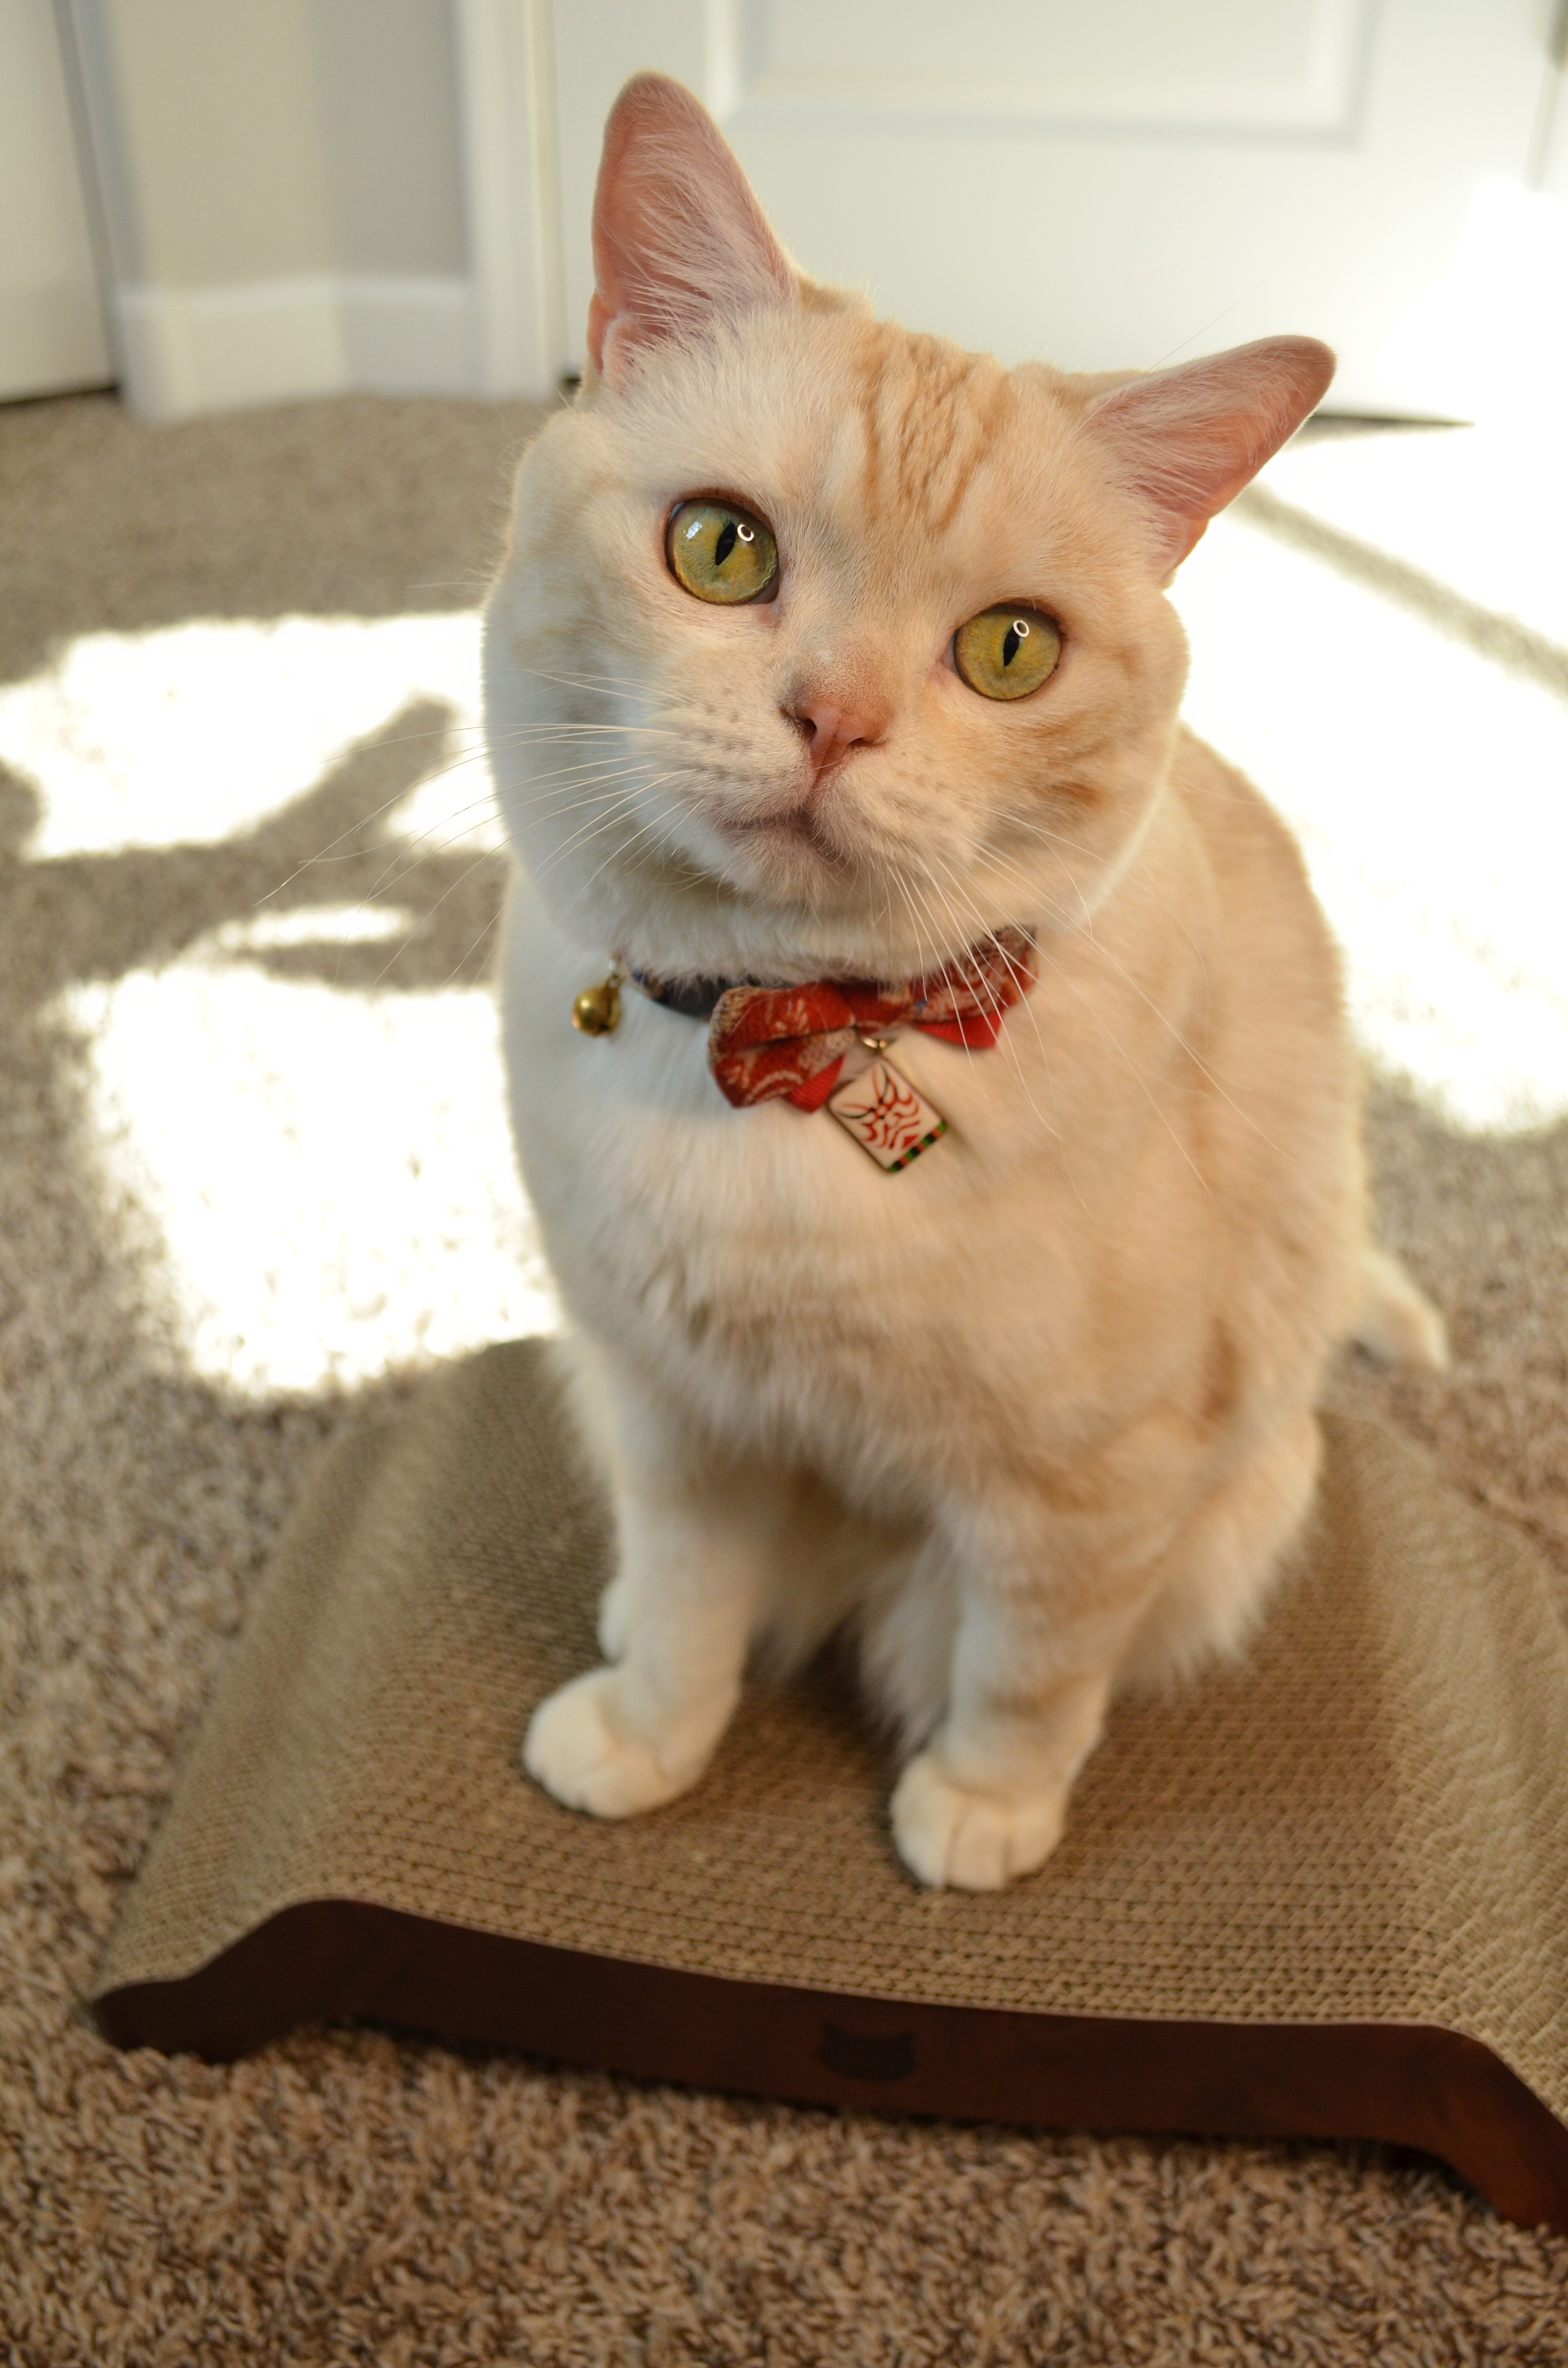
[
  {"left": 954, "top": 604, "right": 1062, "bottom": 701},
  {"left": 666, "top": 498, "right": 779, "bottom": 604}
]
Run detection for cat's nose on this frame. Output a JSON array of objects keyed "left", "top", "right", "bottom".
[{"left": 785, "top": 691, "right": 890, "bottom": 781}]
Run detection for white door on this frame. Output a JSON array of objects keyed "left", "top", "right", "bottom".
[
  {"left": 0, "top": 0, "right": 113, "bottom": 402},
  {"left": 549, "top": 0, "right": 1562, "bottom": 416}
]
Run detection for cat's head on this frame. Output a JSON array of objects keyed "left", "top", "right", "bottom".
[{"left": 485, "top": 74, "right": 1331, "bottom": 981}]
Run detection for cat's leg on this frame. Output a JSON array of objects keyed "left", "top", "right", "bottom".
[
  {"left": 890, "top": 1415, "right": 1320, "bottom": 1890},
  {"left": 888, "top": 1505, "right": 1130, "bottom": 1892},
  {"left": 1115, "top": 1408, "right": 1320, "bottom": 1688},
  {"left": 524, "top": 1378, "right": 783, "bottom": 1819}
]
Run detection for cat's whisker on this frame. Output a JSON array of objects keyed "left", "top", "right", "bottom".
[
  {"left": 517, "top": 787, "right": 673, "bottom": 869},
  {"left": 910, "top": 866, "right": 1067, "bottom": 1143},
  {"left": 500, "top": 776, "right": 661, "bottom": 839},
  {"left": 902, "top": 872, "right": 968, "bottom": 993},
  {"left": 512, "top": 755, "right": 671, "bottom": 803},
  {"left": 508, "top": 781, "right": 658, "bottom": 837},
  {"left": 557, "top": 782, "right": 695, "bottom": 913},
  {"left": 432, "top": 903, "right": 504, "bottom": 994},
  {"left": 361, "top": 849, "right": 502, "bottom": 994},
  {"left": 994, "top": 809, "right": 1219, "bottom": 995},
  {"left": 876, "top": 858, "right": 1078, "bottom": 1187},
  {"left": 531, "top": 775, "right": 692, "bottom": 892},
  {"left": 334, "top": 782, "right": 510, "bottom": 910},
  {"left": 944, "top": 842, "right": 1160, "bottom": 1135},
  {"left": 256, "top": 779, "right": 467, "bottom": 906},
  {"left": 904, "top": 880, "right": 998, "bottom": 1089},
  {"left": 531, "top": 791, "right": 662, "bottom": 882},
  {"left": 989, "top": 810, "right": 1105, "bottom": 864},
  {"left": 973, "top": 838, "right": 1280, "bottom": 1163},
  {"left": 558, "top": 781, "right": 696, "bottom": 890},
  {"left": 517, "top": 664, "right": 685, "bottom": 709},
  {"left": 339, "top": 779, "right": 617, "bottom": 955},
  {"left": 340, "top": 718, "right": 487, "bottom": 753},
  {"left": 623, "top": 819, "right": 703, "bottom": 891},
  {"left": 254, "top": 743, "right": 507, "bottom": 910},
  {"left": 494, "top": 717, "right": 685, "bottom": 737},
  {"left": 349, "top": 830, "right": 500, "bottom": 922},
  {"left": 885, "top": 868, "right": 941, "bottom": 990},
  {"left": 903, "top": 866, "right": 1057, "bottom": 1135},
  {"left": 516, "top": 660, "right": 681, "bottom": 694},
  {"left": 617, "top": 794, "right": 719, "bottom": 900},
  {"left": 1034, "top": 933, "right": 1214, "bottom": 1198}
]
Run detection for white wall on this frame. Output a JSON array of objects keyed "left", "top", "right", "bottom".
[
  {"left": 0, "top": 0, "right": 113, "bottom": 399},
  {"left": 70, "top": 0, "right": 561, "bottom": 418}
]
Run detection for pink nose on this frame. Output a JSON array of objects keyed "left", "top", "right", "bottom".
[{"left": 785, "top": 689, "right": 890, "bottom": 780}]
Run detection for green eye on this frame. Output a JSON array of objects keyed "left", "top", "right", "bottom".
[
  {"left": 954, "top": 604, "right": 1062, "bottom": 701},
  {"left": 666, "top": 498, "right": 779, "bottom": 604}
]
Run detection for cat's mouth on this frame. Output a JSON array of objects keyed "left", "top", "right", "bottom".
[
  {"left": 720, "top": 803, "right": 847, "bottom": 866},
  {"left": 686, "top": 782, "right": 873, "bottom": 906}
]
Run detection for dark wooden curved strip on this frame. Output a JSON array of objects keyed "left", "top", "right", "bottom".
[{"left": 93, "top": 1899, "right": 1568, "bottom": 2236}]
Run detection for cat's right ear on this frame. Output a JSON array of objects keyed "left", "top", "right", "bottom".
[{"left": 587, "top": 75, "right": 795, "bottom": 386}]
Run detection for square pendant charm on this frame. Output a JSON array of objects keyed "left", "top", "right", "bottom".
[{"left": 827, "top": 1057, "right": 948, "bottom": 1172}]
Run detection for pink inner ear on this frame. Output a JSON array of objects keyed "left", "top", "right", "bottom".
[
  {"left": 588, "top": 75, "right": 794, "bottom": 383},
  {"left": 1086, "top": 337, "right": 1336, "bottom": 571}
]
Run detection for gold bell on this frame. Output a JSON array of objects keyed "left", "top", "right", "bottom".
[{"left": 571, "top": 967, "right": 622, "bottom": 1035}]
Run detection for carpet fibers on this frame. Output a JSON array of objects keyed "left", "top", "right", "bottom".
[{"left": 2, "top": 389, "right": 1567, "bottom": 2364}]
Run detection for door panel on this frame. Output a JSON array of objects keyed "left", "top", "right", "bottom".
[
  {"left": 735, "top": 0, "right": 1367, "bottom": 135},
  {"left": 551, "top": 0, "right": 1557, "bottom": 415}
]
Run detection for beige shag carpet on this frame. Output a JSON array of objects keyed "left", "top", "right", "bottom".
[{"left": 2, "top": 387, "right": 1567, "bottom": 2365}]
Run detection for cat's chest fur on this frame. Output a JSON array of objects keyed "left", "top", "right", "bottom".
[{"left": 496, "top": 869, "right": 1217, "bottom": 1498}]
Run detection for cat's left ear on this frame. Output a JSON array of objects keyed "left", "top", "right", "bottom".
[
  {"left": 1084, "top": 336, "right": 1335, "bottom": 574},
  {"left": 587, "top": 74, "right": 795, "bottom": 386}
]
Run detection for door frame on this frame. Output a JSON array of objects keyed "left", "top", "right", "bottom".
[
  {"left": 54, "top": 0, "right": 570, "bottom": 418},
  {"left": 453, "top": 0, "right": 566, "bottom": 399}
]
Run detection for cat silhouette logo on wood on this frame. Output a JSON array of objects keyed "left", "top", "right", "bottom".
[{"left": 484, "top": 75, "right": 1447, "bottom": 1890}]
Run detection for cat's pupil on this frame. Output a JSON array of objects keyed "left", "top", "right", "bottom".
[
  {"left": 1002, "top": 621, "right": 1025, "bottom": 667},
  {"left": 715, "top": 519, "right": 739, "bottom": 568}
]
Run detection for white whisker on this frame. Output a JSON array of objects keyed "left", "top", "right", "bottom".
[{"left": 362, "top": 849, "right": 500, "bottom": 993}]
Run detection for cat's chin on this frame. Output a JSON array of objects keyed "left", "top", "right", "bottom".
[{"left": 702, "top": 806, "right": 869, "bottom": 913}]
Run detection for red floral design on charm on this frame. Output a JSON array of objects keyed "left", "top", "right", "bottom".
[{"left": 827, "top": 1058, "right": 948, "bottom": 1172}]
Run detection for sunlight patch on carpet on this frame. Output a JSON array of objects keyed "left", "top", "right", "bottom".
[
  {"left": 0, "top": 614, "right": 497, "bottom": 858},
  {"left": 61, "top": 950, "right": 559, "bottom": 1395},
  {"left": 207, "top": 904, "right": 415, "bottom": 951},
  {"left": 1260, "top": 423, "right": 1568, "bottom": 651},
  {"left": 1176, "top": 512, "right": 1568, "bottom": 1135}
]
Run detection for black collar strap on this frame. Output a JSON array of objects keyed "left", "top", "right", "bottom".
[{"left": 625, "top": 963, "right": 757, "bottom": 1022}]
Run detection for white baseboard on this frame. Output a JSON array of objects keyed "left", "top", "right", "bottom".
[
  {"left": 115, "top": 274, "right": 481, "bottom": 421},
  {"left": 339, "top": 276, "right": 476, "bottom": 395}
]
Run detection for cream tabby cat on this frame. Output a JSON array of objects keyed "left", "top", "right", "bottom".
[{"left": 485, "top": 74, "right": 1443, "bottom": 1890}]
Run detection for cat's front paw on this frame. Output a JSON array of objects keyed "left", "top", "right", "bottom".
[
  {"left": 890, "top": 1752, "right": 1068, "bottom": 1891},
  {"left": 523, "top": 1668, "right": 698, "bottom": 1818}
]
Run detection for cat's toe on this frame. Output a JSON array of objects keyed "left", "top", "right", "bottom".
[
  {"left": 890, "top": 1753, "right": 1067, "bottom": 1891},
  {"left": 597, "top": 1571, "right": 635, "bottom": 1660},
  {"left": 523, "top": 1669, "right": 689, "bottom": 1818}
]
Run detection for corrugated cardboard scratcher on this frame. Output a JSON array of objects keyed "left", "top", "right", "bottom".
[{"left": 92, "top": 1340, "right": 1568, "bottom": 2232}]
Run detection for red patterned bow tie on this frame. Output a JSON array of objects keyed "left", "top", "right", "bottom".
[{"left": 705, "top": 927, "right": 1035, "bottom": 1111}]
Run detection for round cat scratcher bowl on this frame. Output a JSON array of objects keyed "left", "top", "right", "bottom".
[{"left": 92, "top": 1341, "right": 1568, "bottom": 2232}]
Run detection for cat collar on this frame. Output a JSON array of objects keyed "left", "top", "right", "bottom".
[{"left": 571, "top": 927, "right": 1035, "bottom": 1172}]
